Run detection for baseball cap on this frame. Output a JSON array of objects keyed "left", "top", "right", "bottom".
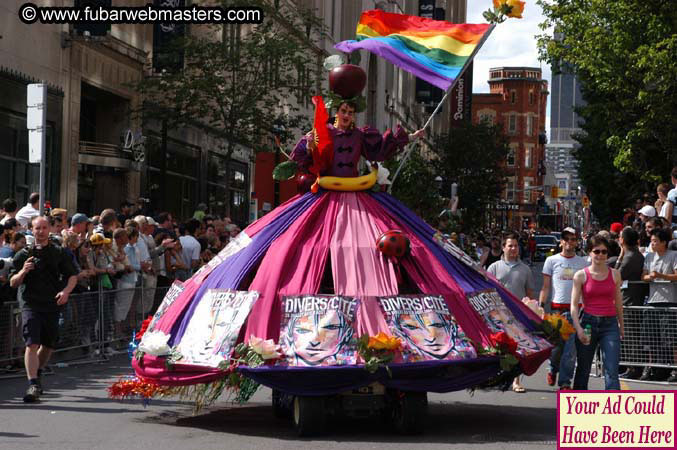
[
  {"left": 610, "top": 222, "right": 623, "bottom": 234},
  {"left": 146, "top": 216, "right": 158, "bottom": 226},
  {"left": 638, "top": 205, "right": 656, "bottom": 217},
  {"left": 561, "top": 227, "right": 578, "bottom": 240},
  {"left": 90, "top": 233, "right": 112, "bottom": 246},
  {"left": 71, "top": 213, "right": 90, "bottom": 226},
  {"left": 133, "top": 215, "right": 147, "bottom": 226}
]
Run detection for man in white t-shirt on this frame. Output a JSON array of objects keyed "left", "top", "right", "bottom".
[
  {"left": 15, "top": 193, "right": 40, "bottom": 228},
  {"left": 640, "top": 228, "right": 677, "bottom": 381},
  {"left": 178, "top": 219, "right": 201, "bottom": 280},
  {"left": 539, "top": 228, "right": 589, "bottom": 389}
]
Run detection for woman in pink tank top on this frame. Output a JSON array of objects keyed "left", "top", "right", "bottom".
[{"left": 570, "top": 235, "right": 624, "bottom": 390}]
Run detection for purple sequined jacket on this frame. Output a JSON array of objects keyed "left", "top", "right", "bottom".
[{"left": 291, "top": 124, "right": 409, "bottom": 178}]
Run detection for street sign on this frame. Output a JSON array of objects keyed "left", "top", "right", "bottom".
[
  {"left": 27, "top": 83, "right": 47, "bottom": 164},
  {"left": 27, "top": 83, "right": 47, "bottom": 215},
  {"left": 491, "top": 203, "right": 520, "bottom": 211}
]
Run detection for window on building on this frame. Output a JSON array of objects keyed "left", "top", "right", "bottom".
[
  {"left": 523, "top": 179, "right": 533, "bottom": 203},
  {"left": 526, "top": 115, "right": 533, "bottom": 136},
  {"left": 229, "top": 160, "right": 249, "bottom": 226},
  {"left": 525, "top": 147, "right": 532, "bottom": 168},
  {"left": 207, "top": 153, "right": 229, "bottom": 218},
  {"left": 510, "top": 91, "right": 516, "bottom": 104},
  {"left": 508, "top": 114, "right": 517, "bottom": 134},
  {"left": 507, "top": 147, "right": 516, "bottom": 167},
  {"left": 479, "top": 112, "right": 494, "bottom": 124},
  {"left": 529, "top": 91, "right": 534, "bottom": 105},
  {"left": 506, "top": 179, "right": 515, "bottom": 201}
]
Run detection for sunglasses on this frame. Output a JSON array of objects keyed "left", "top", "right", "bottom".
[{"left": 591, "top": 249, "right": 608, "bottom": 255}]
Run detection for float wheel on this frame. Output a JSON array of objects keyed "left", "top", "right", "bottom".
[
  {"left": 292, "top": 395, "right": 326, "bottom": 436},
  {"left": 391, "top": 391, "right": 427, "bottom": 434}
]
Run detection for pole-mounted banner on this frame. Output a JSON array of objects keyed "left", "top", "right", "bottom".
[{"left": 27, "top": 83, "right": 47, "bottom": 215}]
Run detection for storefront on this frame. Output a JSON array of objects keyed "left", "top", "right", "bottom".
[
  {"left": 143, "top": 129, "right": 251, "bottom": 225},
  {"left": 0, "top": 71, "right": 62, "bottom": 207}
]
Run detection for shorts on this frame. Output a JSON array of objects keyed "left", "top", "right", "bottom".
[
  {"left": 22, "top": 309, "right": 59, "bottom": 348},
  {"left": 114, "top": 281, "right": 136, "bottom": 322}
]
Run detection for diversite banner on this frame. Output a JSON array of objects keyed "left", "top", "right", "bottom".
[
  {"left": 147, "top": 280, "right": 184, "bottom": 332},
  {"left": 468, "top": 289, "right": 550, "bottom": 356},
  {"left": 280, "top": 295, "right": 359, "bottom": 367},
  {"left": 377, "top": 294, "right": 476, "bottom": 362},
  {"left": 175, "top": 289, "right": 259, "bottom": 367}
]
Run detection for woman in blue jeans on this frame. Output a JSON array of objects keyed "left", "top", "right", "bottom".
[{"left": 570, "top": 235, "right": 624, "bottom": 390}]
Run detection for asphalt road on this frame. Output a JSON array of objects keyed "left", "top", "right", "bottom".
[{"left": 0, "top": 263, "right": 670, "bottom": 450}]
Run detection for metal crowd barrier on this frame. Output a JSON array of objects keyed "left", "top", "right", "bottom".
[
  {"left": 620, "top": 305, "right": 677, "bottom": 370},
  {"left": 587, "top": 279, "right": 677, "bottom": 381},
  {"left": 0, "top": 279, "right": 172, "bottom": 370}
]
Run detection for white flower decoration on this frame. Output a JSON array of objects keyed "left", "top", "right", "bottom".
[
  {"left": 249, "top": 335, "right": 282, "bottom": 360},
  {"left": 376, "top": 164, "right": 391, "bottom": 185},
  {"left": 139, "top": 331, "right": 171, "bottom": 356}
]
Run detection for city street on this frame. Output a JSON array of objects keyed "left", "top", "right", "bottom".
[
  {"left": 0, "top": 355, "right": 555, "bottom": 450},
  {"left": 1, "top": 263, "right": 671, "bottom": 450}
]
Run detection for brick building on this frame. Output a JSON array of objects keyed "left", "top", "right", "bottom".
[{"left": 472, "top": 67, "right": 549, "bottom": 229}]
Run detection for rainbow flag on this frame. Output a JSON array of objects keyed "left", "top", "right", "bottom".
[{"left": 335, "top": 10, "right": 493, "bottom": 91}]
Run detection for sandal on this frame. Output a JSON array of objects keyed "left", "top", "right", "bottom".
[{"left": 512, "top": 384, "right": 526, "bottom": 393}]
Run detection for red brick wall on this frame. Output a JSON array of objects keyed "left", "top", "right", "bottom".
[
  {"left": 472, "top": 68, "right": 549, "bottom": 228},
  {"left": 254, "top": 152, "right": 297, "bottom": 213}
]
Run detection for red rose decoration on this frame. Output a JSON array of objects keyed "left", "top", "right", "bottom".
[
  {"left": 489, "top": 331, "right": 518, "bottom": 355},
  {"left": 135, "top": 315, "right": 153, "bottom": 342}
]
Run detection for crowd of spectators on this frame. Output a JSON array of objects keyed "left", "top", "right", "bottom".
[{"left": 0, "top": 194, "right": 243, "bottom": 364}]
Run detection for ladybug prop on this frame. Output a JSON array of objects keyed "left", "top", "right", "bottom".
[{"left": 376, "top": 230, "right": 410, "bottom": 258}]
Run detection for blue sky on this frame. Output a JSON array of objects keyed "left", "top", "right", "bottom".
[{"left": 466, "top": 1, "right": 553, "bottom": 129}]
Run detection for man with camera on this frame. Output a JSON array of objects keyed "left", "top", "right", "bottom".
[{"left": 10, "top": 216, "right": 78, "bottom": 403}]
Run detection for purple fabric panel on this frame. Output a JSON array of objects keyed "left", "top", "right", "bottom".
[
  {"left": 369, "top": 192, "right": 537, "bottom": 331},
  {"left": 361, "top": 125, "right": 409, "bottom": 162},
  {"left": 335, "top": 40, "right": 453, "bottom": 91},
  {"left": 239, "top": 357, "right": 499, "bottom": 396},
  {"left": 291, "top": 135, "right": 313, "bottom": 172},
  {"left": 169, "top": 192, "right": 321, "bottom": 345}
]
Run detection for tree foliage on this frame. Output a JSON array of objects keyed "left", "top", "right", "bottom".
[
  {"left": 135, "top": 0, "right": 323, "bottom": 155},
  {"left": 433, "top": 121, "right": 509, "bottom": 230},
  {"left": 537, "top": 0, "right": 677, "bottom": 222},
  {"left": 384, "top": 149, "right": 444, "bottom": 226}
]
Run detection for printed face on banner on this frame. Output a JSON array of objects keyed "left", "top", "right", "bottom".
[
  {"left": 175, "top": 289, "right": 259, "bottom": 367},
  {"left": 281, "top": 295, "right": 358, "bottom": 367},
  {"left": 378, "top": 295, "right": 476, "bottom": 362},
  {"left": 468, "top": 289, "right": 550, "bottom": 355},
  {"left": 148, "top": 280, "right": 184, "bottom": 332}
]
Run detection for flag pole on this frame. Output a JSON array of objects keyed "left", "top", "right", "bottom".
[{"left": 388, "top": 24, "right": 495, "bottom": 192}]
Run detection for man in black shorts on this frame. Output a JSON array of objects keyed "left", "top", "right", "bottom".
[{"left": 10, "top": 216, "right": 78, "bottom": 403}]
